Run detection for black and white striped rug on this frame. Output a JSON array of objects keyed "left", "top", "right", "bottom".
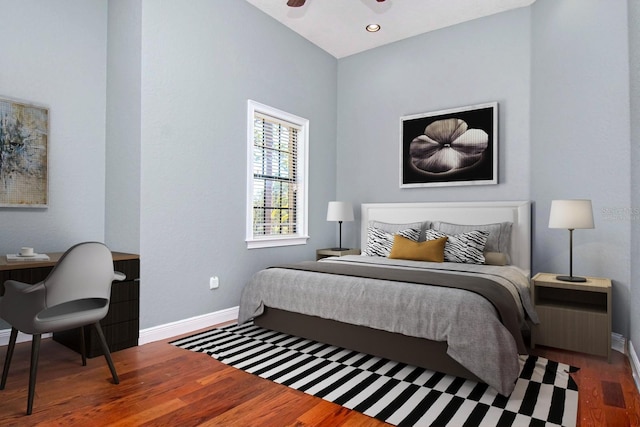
[{"left": 171, "top": 322, "right": 579, "bottom": 426}]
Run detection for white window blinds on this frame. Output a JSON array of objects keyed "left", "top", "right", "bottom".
[
  {"left": 246, "top": 101, "right": 309, "bottom": 248},
  {"left": 252, "top": 112, "right": 299, "bottom": 237}
]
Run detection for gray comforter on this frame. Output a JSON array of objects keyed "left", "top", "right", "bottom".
[{"left": 238, "top": 255, "right": 538, "bottom": 396}]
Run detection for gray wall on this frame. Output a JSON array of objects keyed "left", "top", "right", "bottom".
[
  {"left": 0, "top": 0, "right": 337, "bottom": 330},
  {"left": 337, "top": 7, "right": 532, "bottom": 247},
  {"left": 530, "top": 0, "right": 631, "bottom": 336},
  {"left": 629, "top": 0, "right": 640, "bottom": 352},
  {"left": 1, "top": 0, "right": 636, "bottom": 343},
  {"left": 105, "top": 0, "right": 142, "bottom": 254},
  {"left": 0, "top": 0, "right": 108, "bottom": 253},
  {"left": 138, "top": 0, "right": 338, "bottom": 328},
  {"left": 337, "top": 0, "right": 633, "bottom": 337}
]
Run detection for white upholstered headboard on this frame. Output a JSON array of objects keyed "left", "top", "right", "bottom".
[{"left": 360, "top": 201, "right": 531, "bottom": 274}]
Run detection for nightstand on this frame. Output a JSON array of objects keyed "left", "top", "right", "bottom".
[
  {"left": 531, "top": 272, "right": 611, "bottom": 362},
  {"left": 316, "top": 248, "right": 360, "bottom": 261}
]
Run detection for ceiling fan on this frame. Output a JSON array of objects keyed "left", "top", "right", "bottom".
[{"left": 287, "top": 0, "right": 385, "bottom": 6}]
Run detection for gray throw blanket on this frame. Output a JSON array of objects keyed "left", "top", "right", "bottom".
[{"left": 271, "top": 260, "right": 527, "bottom": 354}]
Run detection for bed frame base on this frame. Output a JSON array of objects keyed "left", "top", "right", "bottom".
[{"left": 255, "top": 307, "right": 482, "bottom": 383}]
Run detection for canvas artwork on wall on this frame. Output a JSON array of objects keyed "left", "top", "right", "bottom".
[
  {"left": 400, "top": 102, "right": 498, "bottom": 188},
  {"left": 0, "top": 97, "right": 48, "bottom": 207}
]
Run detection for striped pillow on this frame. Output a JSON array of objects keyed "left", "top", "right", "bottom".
[
  {"left": 431, "top": 221, "right": 512, "bottom": 264},
  {"left": 364, "top": 226, "right": 421, "bottom": 257},
  {"left": 424, "top": 229, "right": 489, "bottom": 264}
]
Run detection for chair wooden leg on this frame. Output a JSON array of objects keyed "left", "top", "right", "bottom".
[
  {"left": 93, "top": 322, "right": 119, "bottom": 384},
  {"left": 27, "top": 334, "right": 42, "bottom": 415},
  {"left": 1, "top": 328, "right": 18, "bottom": 390},
  {"left": 80, "top": 326, "right": 87, "bottom": 366}
]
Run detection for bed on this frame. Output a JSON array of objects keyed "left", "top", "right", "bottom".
[{"left": 238, "top": 201, "right": 538, "bottom": 396}]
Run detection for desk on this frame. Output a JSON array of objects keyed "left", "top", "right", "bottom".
[{"left": 0, "top": 252, "right": 140, "bottom": 358}]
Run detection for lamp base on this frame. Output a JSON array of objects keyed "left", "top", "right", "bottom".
[
  {"left": 555, "top": 275, "right": 587, "bottom": 283},
  {"left": 330, "top": 247, "right": 350, "bottom": 251}
]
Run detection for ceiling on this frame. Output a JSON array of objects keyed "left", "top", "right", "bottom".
[{"left": 245, "top": 0, "right": 536, "bottom": 58}]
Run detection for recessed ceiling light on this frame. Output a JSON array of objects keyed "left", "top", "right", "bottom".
[{"left": 366, "top": 24, "right": 381, "bottom": 33}]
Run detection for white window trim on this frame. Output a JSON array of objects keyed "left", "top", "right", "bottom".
[{"left": 246, "top": 100, "right": 309, "bottom": 249}]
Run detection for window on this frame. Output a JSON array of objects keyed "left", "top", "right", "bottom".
[{"left": 246, "top": 100, "right": 309, "bottom": 248}]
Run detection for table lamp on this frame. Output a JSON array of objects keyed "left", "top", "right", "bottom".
[
  {"left": 548, "top": 199, "right": 594, "bottom": 282},
  {"left": 326, "top": 201, "right": 354, "bottom": 251}
]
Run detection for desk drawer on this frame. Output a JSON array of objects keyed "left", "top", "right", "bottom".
[
  {"left": 111, "top": 279, "right": 139, "bottom": 303},
  {"left": 103, "top": 299, "right": 139, "bottom": 325}
]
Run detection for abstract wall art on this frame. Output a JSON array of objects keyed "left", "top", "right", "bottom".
[{"left": 0, "top": 97, "right": 48, "bottom": 207}]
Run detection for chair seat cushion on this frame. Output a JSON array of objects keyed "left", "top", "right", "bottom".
[{"left": 34, "top": 298, "right": 109, "bottom": 333}]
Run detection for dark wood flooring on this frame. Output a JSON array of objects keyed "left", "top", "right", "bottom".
[{"left": 0, "top": 329, "right": 638, "bottom": 426}]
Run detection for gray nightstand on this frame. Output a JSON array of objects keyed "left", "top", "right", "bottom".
[
  {"left": 316, "top": 248, "right": 361, "bottom": 261},
  {"left": 531, "top": 272, "right": 612, "bottom": 362}
]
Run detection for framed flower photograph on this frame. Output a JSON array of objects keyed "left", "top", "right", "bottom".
[
  {"left": 400, "top": 102, "right": 497, "bottom": 188},
  {"left": 0, "top": 96, "right": 49, "bottom": 207}
]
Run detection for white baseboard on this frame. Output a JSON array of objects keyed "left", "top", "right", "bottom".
[
  {"left": 629, "top": 341, "right": 640, "bottom": 393},
  {"left": 612, "top": 332, "right": 626, "bottom": 354},
  {"left": 138, "top": 306, "right": 239, "bottom": 345},
  {"left": 0, "top": 306, "right": 239, "bottom": 347}
]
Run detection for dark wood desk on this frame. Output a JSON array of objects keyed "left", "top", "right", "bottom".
[{"left": 0, "top": 252, "right": 140, "bottom": 358}]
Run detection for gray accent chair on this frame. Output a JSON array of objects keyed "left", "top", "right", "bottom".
[{"left": 0, "top": 242, "right": 125, "bottom": 415}]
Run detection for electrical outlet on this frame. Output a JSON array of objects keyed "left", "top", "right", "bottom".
[{"left": 209, "top": 276, "right": 219, "bottom": 289}]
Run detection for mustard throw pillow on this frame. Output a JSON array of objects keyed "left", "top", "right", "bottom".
[{"left": 389, "top": 235, "right": 448, "bottom": 262}]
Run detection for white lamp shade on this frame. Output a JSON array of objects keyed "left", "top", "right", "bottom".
[
  {"left": 548, "top": 199, "right": 594, "bottom": 229},
  {"left": 327, "top": 201, "right": 354, "bottom": 222}
]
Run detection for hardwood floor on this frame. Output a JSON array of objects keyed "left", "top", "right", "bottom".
[
  {"left": 531, "top": 346, "right": 640, "bottom": 427},
  {"left": 0, "top": 331, "right": 638, "bottom": 426}
]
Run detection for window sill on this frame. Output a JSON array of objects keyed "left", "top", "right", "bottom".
[{"left": 246, "top": 236, "right": 309, "bottom": 249}]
